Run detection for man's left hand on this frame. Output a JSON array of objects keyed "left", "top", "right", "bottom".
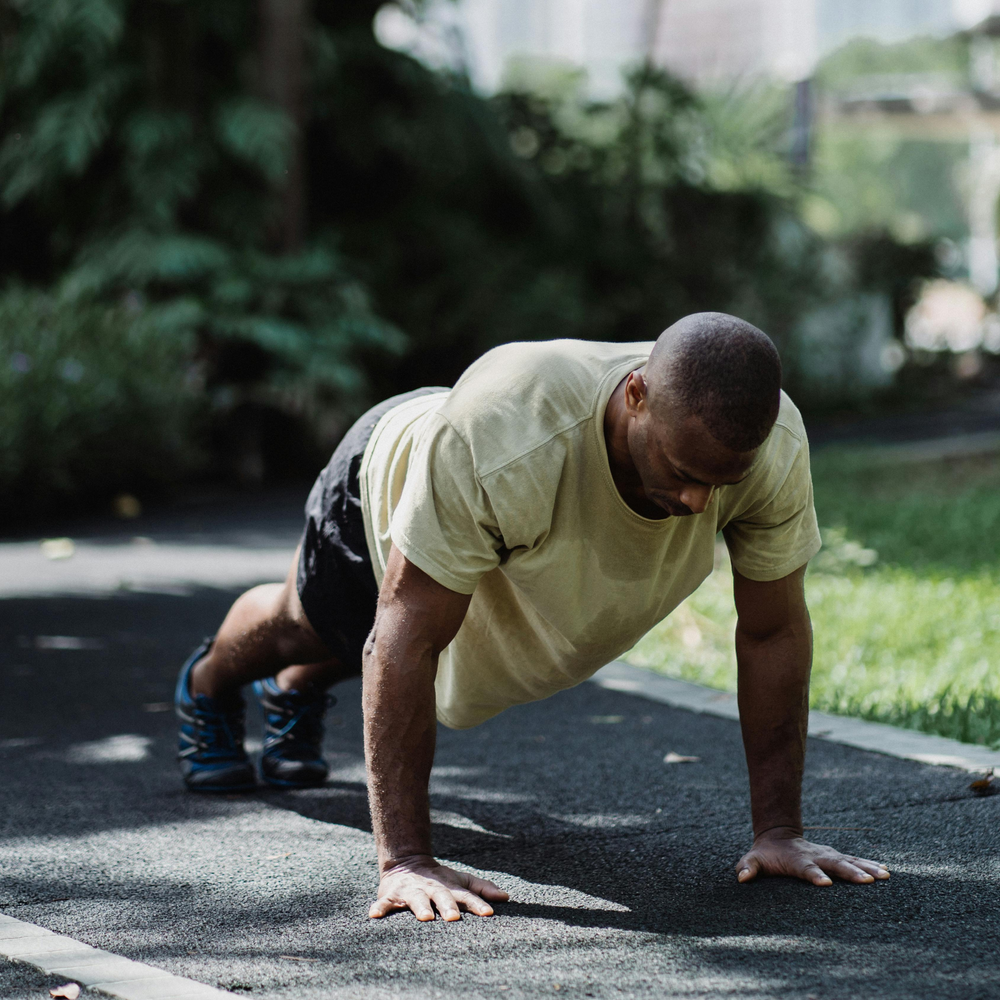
[{"left": 736, "top": 826, "right": 890, "bottom": 886}]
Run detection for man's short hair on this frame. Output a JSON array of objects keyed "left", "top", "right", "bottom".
[{"left": 647, "top": 312, "right": 782, "bottom": 452}]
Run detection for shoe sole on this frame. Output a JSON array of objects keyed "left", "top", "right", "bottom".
[{"left": 259, "top": 773, "right": 328, "bottom": 789}]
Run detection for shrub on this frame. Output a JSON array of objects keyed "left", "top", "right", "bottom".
[{"left": 0, "top": 286, "right": 202, "bottom": 515}]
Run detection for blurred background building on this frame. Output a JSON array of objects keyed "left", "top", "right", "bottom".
[
  {"left": 379, "top": 0, "right": 1000, "bottom": 339},
  {"left": 380, "top": 0, "right": 980, "bottom": 94}
]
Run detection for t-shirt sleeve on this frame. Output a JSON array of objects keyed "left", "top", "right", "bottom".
[
  {"left": 722, "top": 433, "right": 822, "bottom": 582},
  {"left": 389, "top": 415, "right": 502, "bottom": 594}
]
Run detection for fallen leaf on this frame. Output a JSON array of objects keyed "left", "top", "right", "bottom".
[
  {"left": 112, "top": 494, "right": 142, "bottom": 519},
  {"left": 50, "top": 985, "right": 80, "bottom": 1000},
  {"left": 664, "top": 752, "right": 700, "bottom": 764},
  {"left": 35, "top": 635, "right": 104, "bottom": 650},
  {"left": 969, "top": 768, "right": 995, "bottom": 796},
  {"left": 589, "top": 715, "right": 624, "bottom": 724},
  {"left": 279, "top": 955, "right": 319, "bottom": 962},
  {"left": 265, "top": 853, "right": 293, "bottom": 860},
  {"left": 40, "top": 538, "right": 75, "bottom": 561}
]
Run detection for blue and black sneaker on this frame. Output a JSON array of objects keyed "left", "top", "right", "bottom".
[
  {"left": 175, "top": 638, "right": 256, "bottom": 793},
  {"left": 252, "top": 677, "right": 333, "bottom": 788}
]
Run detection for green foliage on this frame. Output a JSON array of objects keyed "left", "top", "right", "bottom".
[
  {"left": 815, "top": 34, "right": 969, "bottom": 88},
  {"left": 805, "top": 133, "right": 967, "bottom": 242},
  {"left": 297, "top": 21, "right": 853, "bottom": 393},
  {"left": 0, "top": 0, "right": 401, "bottom": 412},
  {"left": 807, "top": 448, "right": 1000, "bottom": 572},
  {"left": 845, "top": 689, "right": 1000, "bottom": 749},
  {"left": 0, "top": 0, "right": 940, "bottom": 506},
  {"left": 690, "top": 82, "right": 801, "bottom": 195},
  {"left": 0, "top": 285, "right": 200, "bottom": 512},
  {"left": 64, "top": 234, "right": 403, "bottom": 396},
  {"left": 807, "top": 34, "right": 971, "bottom": 244}
]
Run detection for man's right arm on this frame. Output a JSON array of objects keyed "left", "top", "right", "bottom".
[{"left": 363, "top": 542, "right": 509, "bottom": 921}]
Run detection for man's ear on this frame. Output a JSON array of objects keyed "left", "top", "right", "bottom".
[{"left": 624, "top": 371, "right": 648, "bottom": 414}]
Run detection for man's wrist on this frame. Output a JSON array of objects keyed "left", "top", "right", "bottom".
[
  {"left": 753, "top": 824, "right": 803, "bottom": 841},
  {"left": 379, "top": 851, "right": 437, "bottom": 876}
]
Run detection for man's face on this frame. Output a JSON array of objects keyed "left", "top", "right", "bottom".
[{"left": 626, "top": 375, "right": 757, "bottom": 517}]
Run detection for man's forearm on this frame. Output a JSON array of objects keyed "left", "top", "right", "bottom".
[
  {"left": 362, "top": 624, "right": 438, "bottom": 870},
  {"left": 735, "top": 612, "right": 812, "bottom": 835},
  {"left": 731, "top": 568, "right": 887, "bottom": 886}
]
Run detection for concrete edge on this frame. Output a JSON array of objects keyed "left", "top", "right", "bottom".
[
  {"left": 592, "top": 661, "right": 1000, "bottom": 774},
  {"left": 0, "top": 913, "right": 234, "bottom": 999}
]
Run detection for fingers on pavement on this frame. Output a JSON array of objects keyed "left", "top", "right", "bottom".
[
  {"left": 469, "top": 876, "right": 509, "bottom": 902},
  {"left": 735, "top": 856, "right": 760, "bottom": 882},
  {"left": 429, "top": 888, "right": 463, "bottom": 921},
  {"left": 830, "top": 859, "right": 875, "bottom": 883},
  {"left": 854, "top": 857, "right": 891, "bottom": 879},
  {"left": 802, "top": 863, "right": 833, "bottom": 886},
  {"left": 368, "top": 895, "right": 405, "bottom": 919},
  {"left": 453, "top": 889, "right": 495, "bottom": 916},
  {"left": 369, "top": 889, "right": 436, "bottom": 921}
]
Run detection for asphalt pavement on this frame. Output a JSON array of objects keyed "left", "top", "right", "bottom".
[{"left": 1, "top": 489, "right": 999, "bottom": 1000}]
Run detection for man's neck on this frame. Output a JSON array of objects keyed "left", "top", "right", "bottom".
[
  {"left": 603, "top": 374, "right": 634, "bottom": 481},
  {"left": 603, "top": 371, "right": 667, "bottom": 519}
]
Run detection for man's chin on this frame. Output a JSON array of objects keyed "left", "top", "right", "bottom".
[{"left": 654, "top": 500, "right": 693, "bottom": 518}]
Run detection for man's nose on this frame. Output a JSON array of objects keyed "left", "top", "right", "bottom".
[{"left": 678, "top": 484, "right": 713, "bottom": 514}]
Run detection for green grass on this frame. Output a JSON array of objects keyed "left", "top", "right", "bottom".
[{"left": 624, "top": 445, "right": 1000, "bottom": 748}]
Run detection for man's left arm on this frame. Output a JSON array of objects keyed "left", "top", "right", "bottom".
[{"left": 732, "top": 564, "right": 890, "bottom": 887}]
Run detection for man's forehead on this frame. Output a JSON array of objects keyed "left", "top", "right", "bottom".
[
  {"left": 658, "top": 415, "right": 758, "bottom": 485},
  {"left": 670, "top": 453, "right": 755, "bottom": 486}
]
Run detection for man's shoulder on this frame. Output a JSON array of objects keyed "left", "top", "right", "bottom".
[
  {"left": 772, "top": 390, "right": 807, "bottom": 444},
  {"left": 438, "top": 339, "right": 651, "bottom": 476},
  {"left": 452, "top": 339, "right": 653, "bottom": 399},
  {"left": 718, "top": 392, "right": 810, "bottom": 519},
  {"left": 749, "top": 391, "right": 810, "bottom": 484}
]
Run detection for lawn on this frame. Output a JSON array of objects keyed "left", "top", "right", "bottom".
[{"left": 624, "top": 443, "right": 1000, "bottom": 747}]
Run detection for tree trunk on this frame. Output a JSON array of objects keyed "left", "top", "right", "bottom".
[{"left": 258, "top": 0, "right": 307, "bottom": 253}]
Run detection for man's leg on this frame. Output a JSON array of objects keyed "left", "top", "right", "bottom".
[
  {"left": 189, "top": 545, "right": 355, "bottom": 700},
  {"left": 177, "top": 546, "right": 359, "bottom": 791},
  {"left": 179, "top": 386, "right": 445, "bottom": 792}
]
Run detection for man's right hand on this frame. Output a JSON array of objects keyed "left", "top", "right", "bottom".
[{"left": 369, "top": 855, "right": 509, "bottom": 921}]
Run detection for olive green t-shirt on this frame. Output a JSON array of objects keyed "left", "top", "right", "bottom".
[{"left": 360, "top": 339, "right": 821, "bottom": 729}]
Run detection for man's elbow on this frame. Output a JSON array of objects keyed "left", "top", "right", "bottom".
[
  {"left": 362, "top": 609, "right": 439, "bottom": 680},
  {"left": 735, "top": 612, "right": 811, "bottom": 649}
]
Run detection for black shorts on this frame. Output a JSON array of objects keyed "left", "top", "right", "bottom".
[{"left": 297, "top": 387, "right": 448, "bottom": 671}]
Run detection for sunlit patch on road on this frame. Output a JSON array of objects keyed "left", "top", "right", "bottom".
[{"left": 65, "top": 734, "right": 152, "bottom": 764}]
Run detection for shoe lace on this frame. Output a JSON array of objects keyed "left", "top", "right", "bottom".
[
  {"left": 264, "top": 694, "right": 332, "bottom": 751},
  {"left": 192, "top": 702, "right": 246, "bottom": 758}
]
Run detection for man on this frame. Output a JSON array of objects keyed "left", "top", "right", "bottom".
[{"left": 175, "top": 312, "right": 890, "bottom": 922}]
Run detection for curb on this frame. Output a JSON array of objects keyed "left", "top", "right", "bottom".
[
  {"left": 592, "top": 661, "right": 1000, "bottom": 773},
  {"left": 0, "top": 913, "right": 234, "bottom": 1000}
]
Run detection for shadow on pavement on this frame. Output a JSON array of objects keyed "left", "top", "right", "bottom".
[{"left": 3, "top": 588, "right": 1000, "bottom": 999}]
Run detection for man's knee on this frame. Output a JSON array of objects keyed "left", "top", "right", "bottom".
[{"left": 274, "top": 578, "right": 331, "bottom": 664}]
